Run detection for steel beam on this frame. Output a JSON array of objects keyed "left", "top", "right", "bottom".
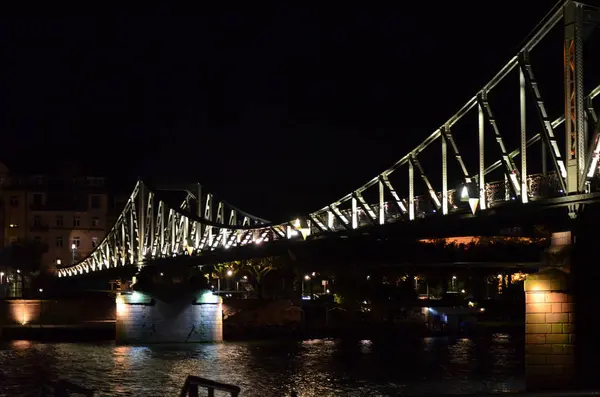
[
  {"left": 564, "top": 1, "right": 587, "bottom": 193},
  {"left": 441, "top": 137, "right": 448, "bottom": 215},
  {"left": 478, "top": 101, "right": 487, "bottom": 210},
  {"left": 520, "top": 68, "right": 529, "bottom": 203},
  {"left": 408, "top": 161, "right": 415, "bottom": 220}
]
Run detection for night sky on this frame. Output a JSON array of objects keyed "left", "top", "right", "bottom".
[{"left": 1, "top": 2, "right": 579, "bottom": 220}]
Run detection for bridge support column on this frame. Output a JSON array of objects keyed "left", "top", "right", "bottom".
[
  {"left": 571, "top": 203, "right": 600, "bottom": 389},
  {"left": 524, "top": 269, "right": 574, "bottom": 391},
  {"left": 116, "top": 290, "right": 223, "bottom": 344}
]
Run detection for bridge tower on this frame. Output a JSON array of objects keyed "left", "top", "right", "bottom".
[
  {"left": 564, "top": 1, "right": 586, "bottom": 196},
  {"left": 564, "top": 1, "right": 600, "bottom": 212}
]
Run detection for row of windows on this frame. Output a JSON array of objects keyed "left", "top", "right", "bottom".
[
  {"left": 2, "top": 176, "right": 105, "bottom": 187},
  {"left": 34, "top": 235, "right": 99, "bottom": 249},
  {"left": 31, "top": 215, "right": 101, "bottom": 228},
  {"left": 9, "top": 194, "right": 103, "bottom": 208}
]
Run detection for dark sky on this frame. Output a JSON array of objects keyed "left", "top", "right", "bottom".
[{"left": 1, "top": 1, "right": 581, "bottom": 220}]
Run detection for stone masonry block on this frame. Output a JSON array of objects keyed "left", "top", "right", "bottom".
[
  {"left": 527, "top": 303, "right": 552, "bottom": 313},
  {"left": 526, "top": 344, "right": 553, "bottom": 355},
  {"left": 527, "top": 324, "right": 552, "bottom": 334},
  {"left": 551, "top": 303, "right": 562, "bottom": 313},
  {"left": 545, "top": 313, "right": 569, "bottom": 324},
  {"left": 545, "top": 293, "right": 567, "bottom": 303},
  {"left": 526, "top": 292, "right": 546, "bottom": 303},
  {"left": 545, "top": 334, "right": 569, "bottom": 344},
  {"left": 525, "top": 279, "right": 553, "bottom": 292},
  {"left": 527, "top": 334, "right": 547, "bottom": 344},
  {"left": 561, "top": 303, "right": 573, "bottom": 313},
  {"left": 551, "top": 324, "right": 563, "bottom": 334},
  {"left": 526, "top": 314, "right": 546, "bottom": 324},
  {"left": 524, "top": 269, "right": 569, "bottom": 292}
]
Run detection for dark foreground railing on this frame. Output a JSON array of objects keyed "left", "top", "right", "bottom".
[
  {"left": 37, "top": 376, "right": 600, "bottom": 396},
  {"left": 179, "top": 376, "right": 241, "bottom": 397},
  {"left": 39, "top": 379, "right": 94, "bottom": 396}
]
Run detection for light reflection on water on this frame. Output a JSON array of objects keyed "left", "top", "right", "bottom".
[{"left": 0, "top": 333, "right": 524, "bottom": 396}]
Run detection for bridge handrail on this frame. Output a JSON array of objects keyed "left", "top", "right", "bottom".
[{"left": 179, "top": 375, "right": 241, "bottom": 397}]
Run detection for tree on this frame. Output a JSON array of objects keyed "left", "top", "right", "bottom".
[
  {"left": 206, "top": 261, "right": 239, "bottom": 291},
  {"left": 0, "top": 239, "right": 48, "bottom": 274},
  {"left": 134, "top": 256, "right": 209, "bottom": 301},
  {"left": 242, "top": 256, "right": 281, "bottom": 298},
  {"left": 0, "top": 239, "right": 48, "bottom": 296}
]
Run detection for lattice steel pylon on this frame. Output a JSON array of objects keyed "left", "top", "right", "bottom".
[{"left": 59, "top": 0, "right": 600, "bottom": 278}]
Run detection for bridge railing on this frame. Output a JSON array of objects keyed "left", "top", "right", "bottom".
[
  {"left": 179, "top": 375, "right": 241, "bottom": 397},
  {"left": 317, "top": 171, "right": 568, "bottom": 232}
]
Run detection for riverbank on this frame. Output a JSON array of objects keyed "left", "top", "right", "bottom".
[
  {"left": 0, "top": 320, "right": 522, "bottom": 342},
  {"left": 1, "top": 321, "right": 115, "bottom": 341}
]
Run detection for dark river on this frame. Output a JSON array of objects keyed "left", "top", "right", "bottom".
[{"left": 0, "top": 334, "right": 524, "bottom": 396}]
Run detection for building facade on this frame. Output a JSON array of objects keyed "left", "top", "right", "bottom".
[{"left": 0, "top": 162, "right": 110, "bottom": 272}]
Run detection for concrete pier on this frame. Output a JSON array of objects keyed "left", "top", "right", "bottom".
[{"left": 116, "top": 290, "right": 223, "bottom": 344}]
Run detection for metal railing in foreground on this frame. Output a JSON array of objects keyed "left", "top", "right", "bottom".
[{"left": 179, "top": 376, "right": 241, "bottom": 397}]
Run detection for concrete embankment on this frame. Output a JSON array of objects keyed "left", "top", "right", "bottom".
[{"left": 0, "top": 298, "right": 115, "bottom": 341}]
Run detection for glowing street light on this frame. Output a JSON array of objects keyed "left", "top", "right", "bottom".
[
  {"left": 227, "top": 269, "right": 233, "bottom": 277},
  {"left": 302, "top": 275, "right": 311, "bottom": 296},
  {"left": 71, "top": 243, "right": 77, "bottom": 264}
]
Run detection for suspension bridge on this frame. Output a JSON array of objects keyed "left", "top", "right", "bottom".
[{"left": 58, "top": 0, "right": 600, "bottom": 278}]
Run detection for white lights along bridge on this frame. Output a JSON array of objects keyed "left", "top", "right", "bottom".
[{"left": 59, "top": 0, "right": 600, "bottom": 278}]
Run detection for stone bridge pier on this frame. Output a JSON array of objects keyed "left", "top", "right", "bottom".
[
  {"left": 525, "top": 203, "right": 600, "bottom": 391},
  {"left": 115, "top": 290, "right": 223, "bottom": 344}
]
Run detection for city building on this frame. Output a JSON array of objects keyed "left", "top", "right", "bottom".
[{"left": 0, "top": 161, "right": 110, "bottom": 273}]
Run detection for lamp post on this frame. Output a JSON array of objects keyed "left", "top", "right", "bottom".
[
  {"left": 71, "top": 243, "right": 77, "bottom": 264},
  {"left": 303, "top": 275, "right": 310, "bottom": 296},
  {"left": 226, "top": 269, "right": 233, "bottom": 291}
]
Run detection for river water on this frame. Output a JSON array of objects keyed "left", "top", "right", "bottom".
[{"left": 0, "top": 333, "right": 524, "bottom": 396}]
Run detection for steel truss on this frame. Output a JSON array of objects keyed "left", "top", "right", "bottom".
[
  {"left": 59, "top": 1, "right": 599, "bottom": 278},
  {"left": 58, "top": 181, "right": 295, "bottom": 278},
  {"left": 308, "top": 0, "right": 599, "bottom": 232}
]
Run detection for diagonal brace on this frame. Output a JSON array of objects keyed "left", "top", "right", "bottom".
[
  {"left": 353, "top": 192, "right": 377, "bottom": 223},
  {"left": 518, "top": 52, "right": 568, "bottom": 194},
  {"left": 409, "top": 155, "right": 441, "bottom": 210},
  {"left": 378, "top": 174, "right": 408, "bottom": 216},
  {"left": 329, "top": 205, "right": 350, "bottom": 229},
  {"left": 441, "top": 126, "right": 472, "bottom": 183},
  {"left": 476, "top": 92, "right": 522, "bottom": 196}
]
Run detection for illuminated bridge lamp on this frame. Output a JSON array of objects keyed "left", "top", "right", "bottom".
[
  {"left": 457, "top": 182, "right": 480, "bottom": 215},
  {"left": 288, "top": 217, "right": 310, "bottom": 240}
]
